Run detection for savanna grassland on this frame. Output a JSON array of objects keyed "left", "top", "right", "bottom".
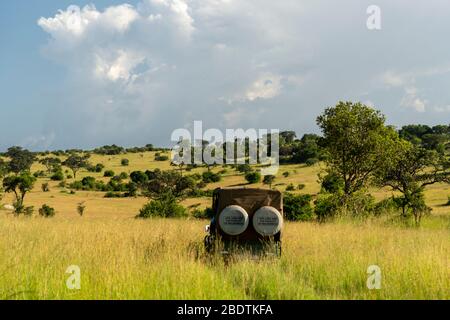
[{"left": 0, "top": 151, "right": 449, "bottom": 300}]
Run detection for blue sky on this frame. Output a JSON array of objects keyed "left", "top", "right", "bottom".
[{"left": 1, "top": 1, "right": 450, "bottom": 151}]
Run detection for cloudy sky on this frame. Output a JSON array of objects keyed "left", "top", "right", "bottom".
[{"left": 1, "top": 0, "right": 450, "bottom": 151}]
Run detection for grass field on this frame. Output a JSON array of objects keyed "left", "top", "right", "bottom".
[{"left": 0, "top": 152, "right": 449, "bottom": 299}]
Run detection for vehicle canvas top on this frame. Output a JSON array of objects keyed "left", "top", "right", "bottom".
[{"left": 213, "top": 188, "right": 283, "bottom": 216}]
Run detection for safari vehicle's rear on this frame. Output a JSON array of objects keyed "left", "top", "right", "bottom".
[{"left": 204, "top": 188, "right": 283, "bottom": 256}]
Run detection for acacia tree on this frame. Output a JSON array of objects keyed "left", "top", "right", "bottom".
[
  {"left": 39, "top": 157, "right": 62, "bottom": 173},
  {"left": 62, "top": 154, "right": 90, "bottom": 178},
  {"left": 375, "top": 143, "right": 450, "bottom": 225},
  {"left": 263, "top": 175, "right": 276, "bottom": 189},
  {"left": 317, "top": 101, "right": 400, "bottom": 197},
  {"left": 6, "top": 146, "right": 36, "bottom": 173},
  {"left": 3, "top": 172, "right": 36, "bottom": 214}
]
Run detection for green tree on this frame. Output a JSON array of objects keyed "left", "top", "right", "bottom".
[
  {"left": 375, "top": 143, "right": 450, "bottom": 225},
  {"left": 317, "top": 101, "right": 400, "bottom": 196},
  {"left": 62, "top": 154, "right": 90, "bottom": 178},
  {"left": 6, "top": 146, "right": 36, "bottom": 173},
  {"left": 263, "top": 175, "right": 276, "bottom": 189},
  {"left": 39, "top": 157, "right": 62, "bottom": 173},
  {"left": 3, "top": 172, "right": 36, "bottom": 214},
  {"left": 245, "top": 171, "right": 261, "bottom": 184}
]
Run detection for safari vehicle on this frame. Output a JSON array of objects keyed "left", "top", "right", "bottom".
[{"left": 204, "top": 187, "right": 283, "bottom": 257}]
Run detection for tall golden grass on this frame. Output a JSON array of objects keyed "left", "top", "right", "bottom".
[{"left": 0, "top": 215, "right": 448, "bottom": 300}]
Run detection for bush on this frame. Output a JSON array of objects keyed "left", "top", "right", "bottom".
[
  {"left": 245, "top": 171, "right": 261, "bottom": 184},
  {"left": 263, "top": 175, "right": 276, "bottom": 187},
  {"left": 41, "top": 183, "right": 50, "bottom": 192},
  {"left": 77, "top": 202, "right": 86, "bottom": 216},
  {"left": 104, "top": 170, "right": 115, "bottom": 177},
  {"left": 286, "top": 183, "right": 295, "bottom": 191},
  {"left": 297, "top": 184, "right": 306, "bottom": 190},
  {"left": 321, "top": 173, "right": 344, "bottom": 193},
  {"left": 33, "top": 170, "right": 46, "bottom": 178},
  {"left": 121, "top": 158, "right": 129, "bottom": 166},
  {"left": 155, "top": 155, "right": 169, "bottom": 161},
  {"left": 81, "top": 176, "right": 96, "bottom": 190},
  {"left": 51, "top": 170, "right": 64, "bottom": 181},
  {"left": 374, "top": 197, "right": 402, "bottom": 215},
  {"left": 284, "top": 193, "right": 314, "bottom": 221},
  {"left": 236, "top": 164, "right": 252, "bottom": 173},
  {"left": 305, "top": 158, "right": 319, "bottom": 166},
  {"left": 446, "top": 196, "right": 450, "bottom": 206},
  {"left": 314, "top": 194, "right": 341, "bottom": 222},
  {"left": 282, "top": 171, "right": 289, "bottom": 178},
  {"left": 95, "top": 163, "right": 105, "bottom": 172},
  {"left": 202, "top": 171, "right": 221, "bottom": 183},
  {"left": 119, "top": 172, "right": 129, "bottom": 180},
  {"left": 192, "top": 207, "right": 215, "bottom": 219},
  {"left": 39, "top": 204, "right": 55, "bottom": 218},
  {"left": 23, "top": 206, "right": 34, "bottom": 216},
  {"left": 136, "top": 193, "right": 187, "bottom": 218},
  {"left": 130, "top": 171, "right": 149, "bottom": 184}
]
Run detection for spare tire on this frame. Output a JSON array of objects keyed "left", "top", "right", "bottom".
[
  {"left": 218, "top": 205, "right": 249, "bottom": 236},
  {"left": 253, "top": 206, "right": 283, "bottom": 236}
]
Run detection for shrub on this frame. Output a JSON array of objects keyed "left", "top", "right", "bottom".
[
  {"left": 81, "top": 176, "right": 96, "bottom": 190},
  {"left": 192, "top": 207, "right": 215, "bottom": 219},
  {"left": 298, "top": 184, "right": 306, "bottom": 190},
  {"left": 136, "top": 193, "right": 187, "bottom": 218},
  {"left": 321, "top": 173, "right": 344, "bottom": 193},
  {"left": 51, "top": 170, "right": 64, "bottom": 181},
  {"left": 41, "top": 183, "right": 50, "bottom": 192},
  {"left": 77, "top": 202, "right": 86, "bottom": 216},
  {"left": 155, "top": 155, "right": 169, "bottom": 161},
  {"left": 119, "top": 172, "right": 129, "bottom": 180},
  {"left": 345, "top": 192, "right": 375, "bottom": 217},
  {"left": 121, "top": 158, "right": 129, "bottom": 166},
  {"left": 236, "top": 164, "right": 252, "bottom": 173},
  {"left": 39, "top": 204, "right": 55, "bottom": 218},
  {"left": 23, "top": 206, "right": 34, "bottom": 216},
  {"left": 282, "top": 171, "right": 289, "bottom": 178},
  {"left": 284, "top": 193, "right": 314, "bottom": 221},
  {"left": 33, "top": 170, "right": 46, "bottom": 178},
  {"left": 374, "top": 197, "right": 402, "bottom": 215},
  {"left": 263, "top": 175, "right": 276, "bottom": 188},
  {"left": 286, "top": 183, "right": 295, "bottom": 191},
  {"left": 95, "top": 163, "right": 105, "bottom": 172},
  {"left": 125, "top": 182, "right": 138, "bottom": 197},
  {"left": 202, "top": 171, "right": 221, "bottom": 183},
  {"left": 305, "top": 158, "right": 319, "bottom": 166},
  {"left": 245, "top": 171, "right": 261, "bottom": 184},
  {"left": 314, "top": 194, "right": 341, "bottom": 222},
  {"left": 104, "top": 170, "right": 115, "bottom": 177},
  {"left": 446, "top": 196, "right": 450, "bottom": 206},
  {"left": 130, "top": 171, "right": 149, "bottom": 184}
]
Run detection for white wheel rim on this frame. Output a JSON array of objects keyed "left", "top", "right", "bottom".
[
  {"left": 253, "top": 206, "right": 283, "bottom": 236},
  {"left": 218, "top": 205, "right": 249, "bottom": 236}
]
